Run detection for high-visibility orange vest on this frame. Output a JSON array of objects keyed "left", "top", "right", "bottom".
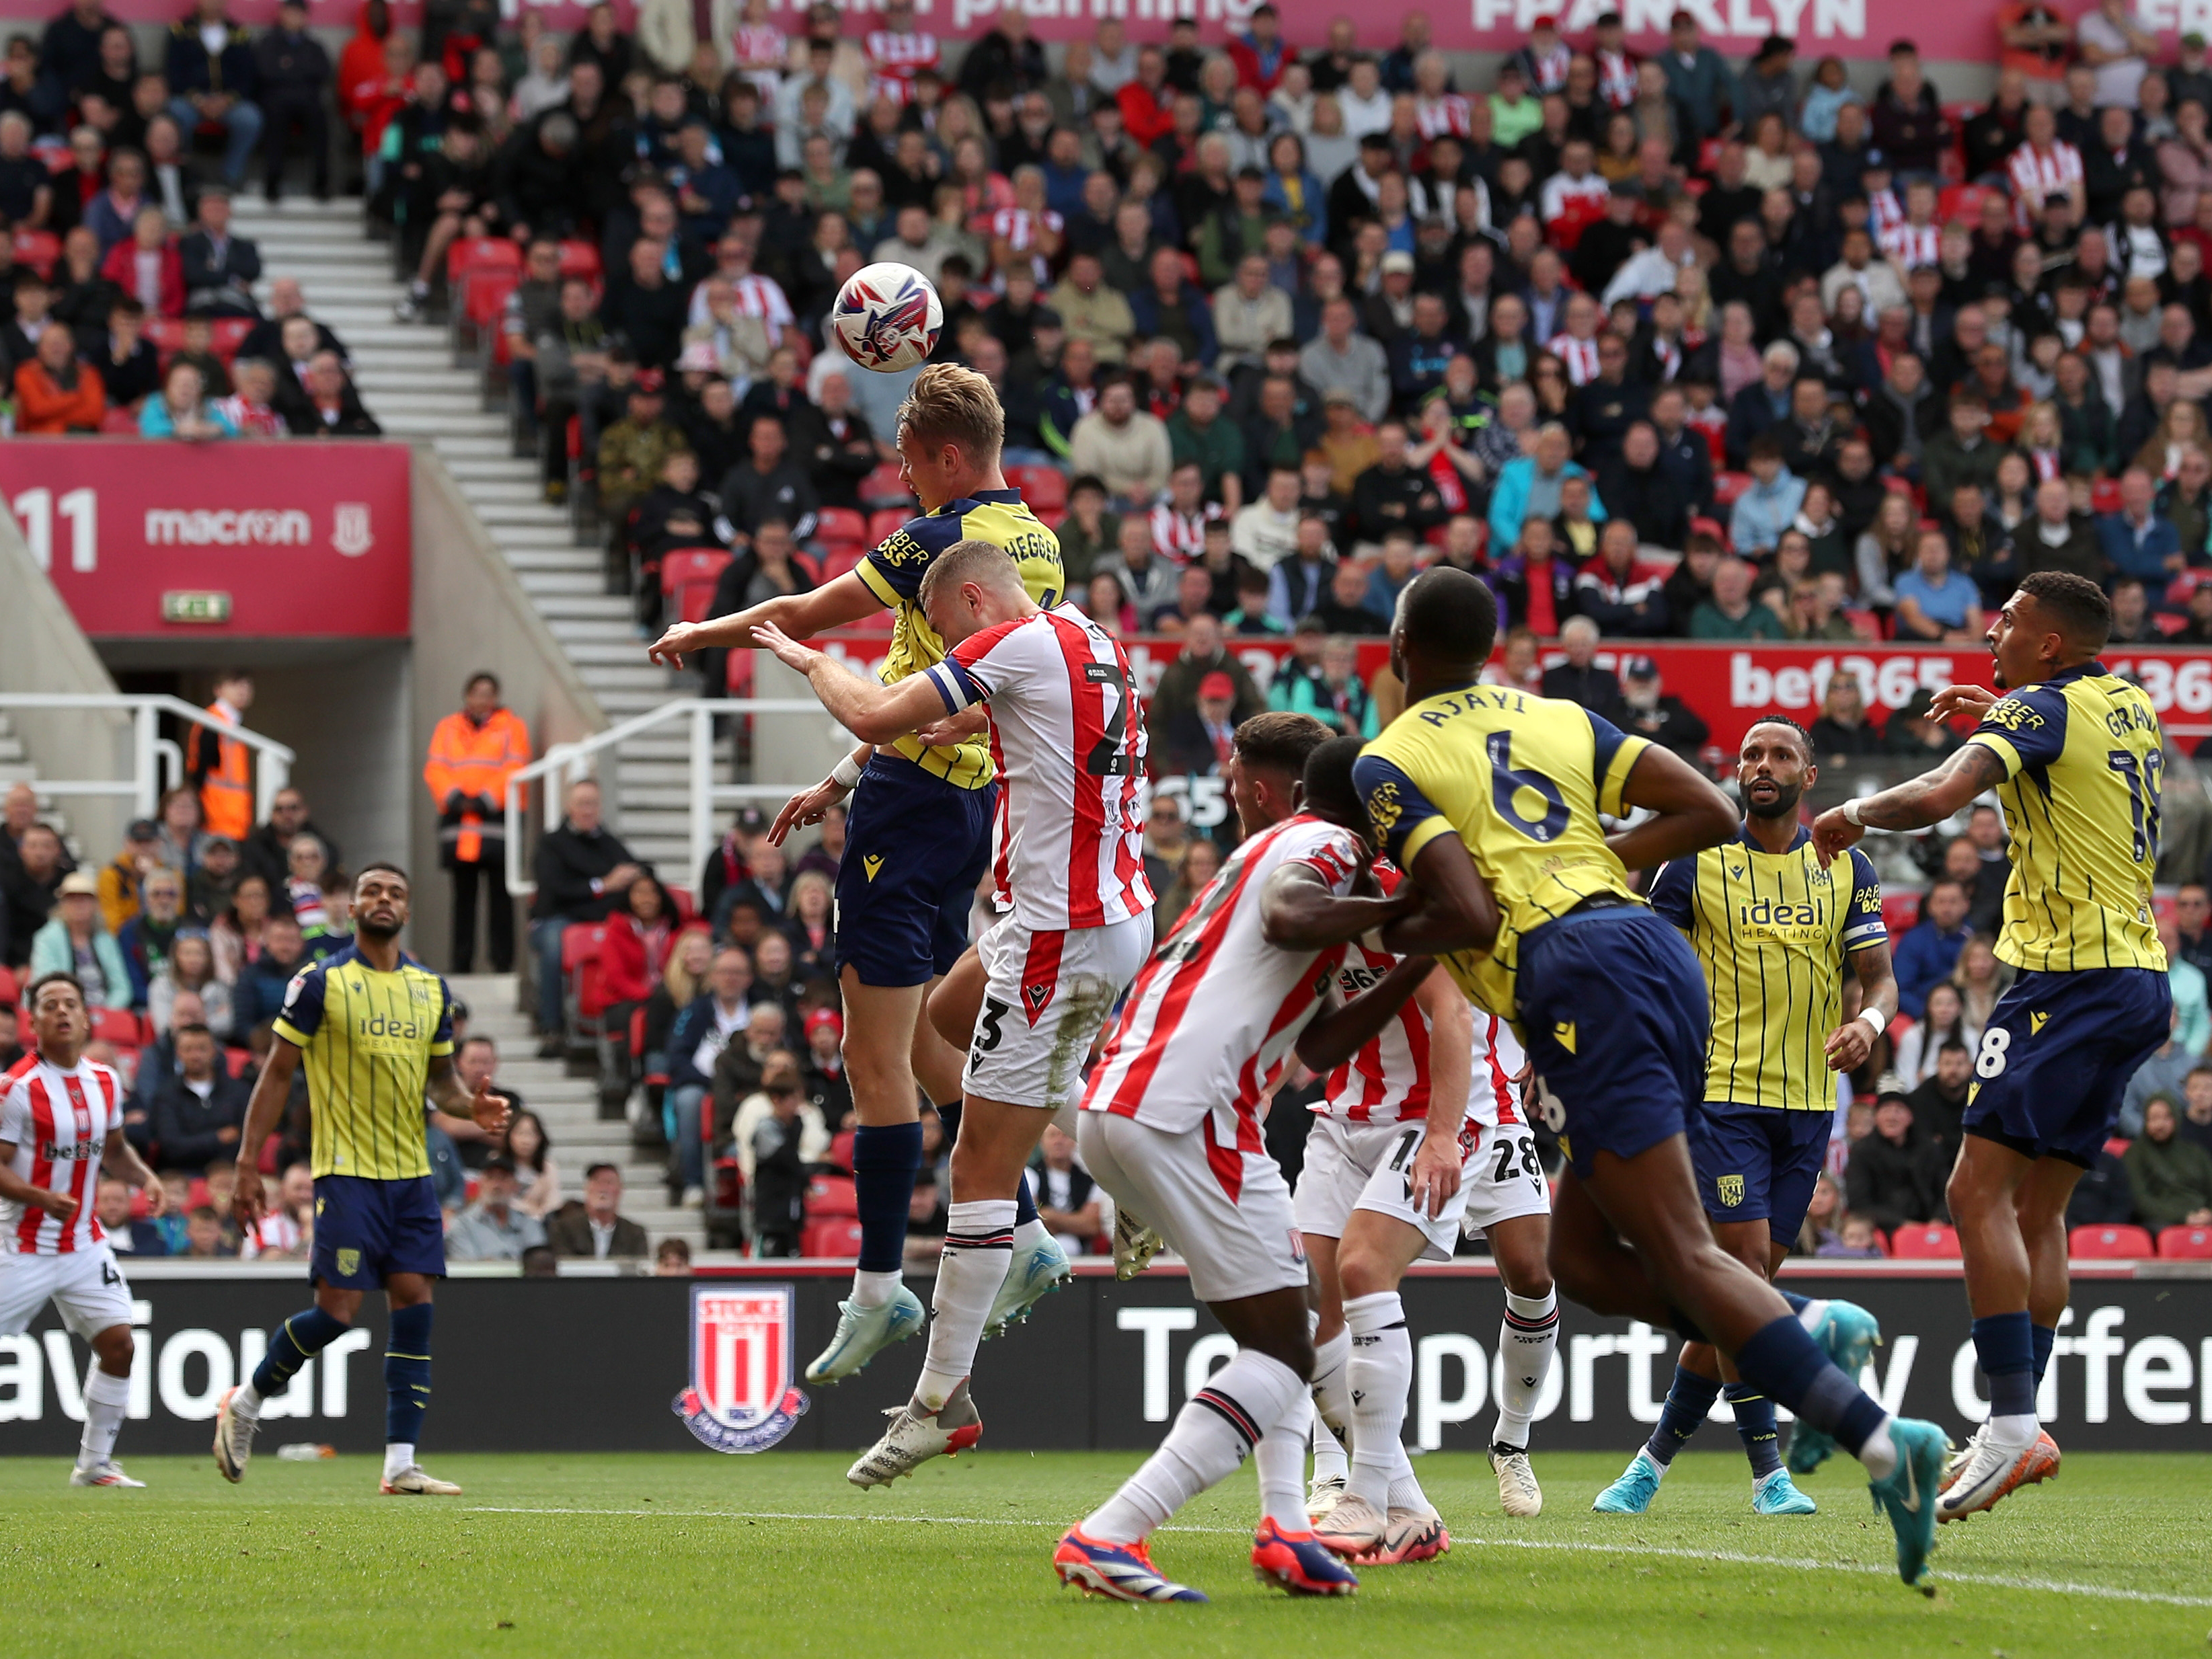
[
  {"left": 189, "top": 702, "right": 253, "bottom": 841},
  {"left": 424, "top": 706, "right": 532, "bottom": 864}
]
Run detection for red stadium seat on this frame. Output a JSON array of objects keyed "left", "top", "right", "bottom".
[
  {"left": 211, "top": 319, "right": 252, "bottom": 362},
  {"left": 866, "top": 507, "right": 911, "bottom": 544},
  {"left": 1889, "top": 1223, "right": 1960, "bottom": 1258},
  {"left": 1937, "top": 183, "right": 1989, "bottom": 225},
  {"left": 2070, "top": 1224, "right": 2155, "bottom": 1259},
  {"left": 828, "top": 1129, "right": 855, "bottom": 1171},
  {"left": 1712, "top": 471, "right": 1752, "bottom": 508},
  {"left": 2158, "top": 1225, "right": 2212, "bottom": 1259},
  {"left": 0, "top": 964, "right": 15, "bottom": 1006},
  {"left": 800, "top": 1217, "right": 865, "bottom": 1258},
  {"left": 13, "top": 229, "right": 59, "bottom": 277},
  {"left": 447, "top": 236, "right": 521, "bottom": 284},
  {"left": 1012, "top": 464, "right": 1067, "bottom": 513},
  {"left": 661, "top": 548, "right": 731, "bottom": 623},
  {"left": 724, "top": 648, "right": 754, "bottom": 697},
  {"left": 145, "top": 317, "right": 187, "bottom": 361},
  {"left": 223, "top": 1047, "right": 251, "bottom": 1078},
  {"left": 89, "top": 1007, "right": 141, "bottom": 1046},
  {"left": 561, "top": 921, "right": 611, "bottom": 971},
  {"left": 557, "top": 239, "right": 601, "bottom": 279},
  {"left": 99, "top": 408, "right": 139, "bottom": 434},
  {"left": 816, "top": 506, "right": 868, "bottom": 549},
  {"left": 806, "top": 1175, "right": 860, "bottom": 1217},
  {"left": 2091, "top": 478, "right": 2123, "bottom": 514},
  {"left": 462, "top": 270, "right": 520, "bottom": 334},
  {"left": 861, "top": 461, "right": 913, "bottom": 507}
]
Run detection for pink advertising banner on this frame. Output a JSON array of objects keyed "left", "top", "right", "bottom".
[{"left": 65, "top": 0, "right": 2065, "bottom": 61}]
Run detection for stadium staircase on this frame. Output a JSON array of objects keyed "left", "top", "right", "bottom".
[
  {"left": 0, "top": 712, "right": 75, "bottom": 859},
  {"left": 449, "top": 972, "right": 701, "bottom": 1250},
  {"left": 232, "top": 196, "right": 725, "bottom": 879}
]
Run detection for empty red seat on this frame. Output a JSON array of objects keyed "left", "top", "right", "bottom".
[
  {"left": 561, "top": 921, "right": 611, "bottom": 971},
  {"left": 866, "top": 506, "right": 910, "bottom": 545},
  {"left": 89, "top": 1007, "right": 141, "bottom": 1046},
  {"left": 806, "top": 1175, "right": 860, "bottom": 1217},
  {"left": 463, "top": 270, "right": 519, "bottom": 332},
  {"left": 724, "top": 648, "right": 754, "bottom": 696},
  {"left": 210, "top": 319, "right": 252, "bottom": 361},
  {"left": 816, "top": 506, "right": 868, "bottom": 549},
  {"left": 447, "top": 236, "right": 520, "bottom": 283},
  {"left": 0, "top": 964, "right": 16, "bottom": 1007},
  {"left": 861, "top": 461, "right": 913, "bottom": 507},
  {"left": 800, "top": 1217, "right": 864, "bottom": 1258},
  {"left": 99, "top": 408, "right": 139, "bottom": 433},
  {"left": 557, "top": 239, "right": 601, "bottom": 279},
  {"left": 2070, "top": 1224, "right": 2155, "bottom": 1259},
  {"left": 1012, "top": 463, "right": 1067, "bottom": 513},
  {"left": 2158, "top": 1225, "right": 2212, "bottom": 1260},
  {"left": 661, "top": 548, "right": 731, "bottom": 623},
  {"left": 223, "top": 1047, "right": 251, "bottom": 1078},
  {"left": 1712, "top": 471, "right": 1753, "bottom": 508},
  {"left": 13, "top": 229, "right": 59, "bottom": 277},
  {"left": 1889, "top": 1223, "right": 1960, "bottom": 1258}
]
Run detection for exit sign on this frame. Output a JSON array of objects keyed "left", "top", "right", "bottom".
[{"left": 161, "top": 590, "right": 233, "bottom": 624}]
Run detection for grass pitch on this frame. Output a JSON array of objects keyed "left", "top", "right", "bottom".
[{"left": 5, "top": 1449, "right": 2206, "bottom": 1657}]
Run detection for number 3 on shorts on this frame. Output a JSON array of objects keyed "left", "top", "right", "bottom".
[{"left": 1975, "top": 1026, "right": 2010, "bottom": 1079}]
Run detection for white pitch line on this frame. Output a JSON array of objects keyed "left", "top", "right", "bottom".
[{"left": 462, "top": 1507, "right": 2212, "bottom": 1609}]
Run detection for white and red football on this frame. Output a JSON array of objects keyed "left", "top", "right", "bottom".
[{"left": 831, "top": 262, "right": 944, "bottom": 373}]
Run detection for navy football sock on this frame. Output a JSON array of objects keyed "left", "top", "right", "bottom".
[
  {"left": 1725, "top": 1383, "right": 1784, "bottom": 1479},
  {"left": 1013, "top": 1172, "right": 1039, "bottom": 1230},
  {"left": 852, "top": 1122, "right": 925, "bottom": 1276},
  {"left": 1734, "top": 1314, "right": 1888, "bottom": 1459},
  {"left": 2032, "top": 1322, "right": 2057, "bottom": 1388},
  {"left": 252, "top": 1306, "right": 351, "bottom": 1399},
  {"left": 1644, "top": 1365, "right": 1722, "bottom": 1467},
  {"left": 1973, "top": 1312, "right": 2037, "bottom": 1419},
  {"left": 385, "top": 1303, "right": 434, "bottom": 1448}
]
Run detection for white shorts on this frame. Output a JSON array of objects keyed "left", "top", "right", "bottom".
[
  {"left": 1078, "top": 1110, "right": 1307, "bottom": 1305},
  {"left": 963, "top": 911, "right": 1152, "bottom": 1118},
  {"left": 1294, "top": 1115, "right": 1550, "bottom": 1261},
  {"left": 0, "top": 1244, "right": 133, "bottom": 1339}
]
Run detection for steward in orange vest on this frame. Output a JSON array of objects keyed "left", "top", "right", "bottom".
[
  {"left": 424, "top": 672, "right": 531, "bottom": 972},
  {"left": 185, "top": 671, "right": 256, "bottom": 841}
]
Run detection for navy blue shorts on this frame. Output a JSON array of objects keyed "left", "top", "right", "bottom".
[
  {"left": 1688, "top": 1101, "right": 1834, "bottom": 1242},
  {"left": 835, "top": 751, "right": 997, "bottom": 988},
  {"left": 1517, "top": 905, "right": 1710, "bottom": 1177},
  {"left": 1962, "top": 966, "right": 2172, "bottom": 1168},
  {"left": 311, "top": 1175, "right": 446, "bottom": 1289}
]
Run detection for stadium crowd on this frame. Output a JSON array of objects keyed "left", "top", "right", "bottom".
[{"left": 9, "top": 0, "right": 2212, "bottom": 1261}]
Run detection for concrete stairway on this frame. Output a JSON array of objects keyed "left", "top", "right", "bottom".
[
  {"left": 228, "top": 196, "right": 723, "bottom": 879},
  {"left": 0, "top": 712, "right": 81, "bottom": 862},
  {"left": 450, "top": 972, "right": 700, "bottom": 1251}
]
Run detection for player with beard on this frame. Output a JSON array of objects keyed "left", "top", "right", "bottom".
[{"left": 1595, "top": 717, "right": 1894, "bottom": 1515}]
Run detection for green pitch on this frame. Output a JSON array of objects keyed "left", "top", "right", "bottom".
[{"left": 6, "top": 1451, "right": 2207, "bottom": 1658}]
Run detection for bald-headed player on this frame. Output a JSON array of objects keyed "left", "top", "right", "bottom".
[
  {"left": 650, "top": 364, "right": 1075, "bottom": 1386},
  {"left": 1814, "top": 572, "right": 2172, "bottom": 1523}
]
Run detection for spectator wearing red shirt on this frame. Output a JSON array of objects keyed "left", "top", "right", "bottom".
[
  {"left": 14, "top": 324, "right": 105, "bottom": 432},
  {"left": 98, "top": 204, "right": 183, "bottom": 317},
  {"left": 1225, "top": 3, "right": 1288, "bottom": 95}
]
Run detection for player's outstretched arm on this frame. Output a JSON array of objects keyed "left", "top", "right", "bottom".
[
  {"left": 230, "top": 1037, "right": 303, "bottom": 1227},
  {"left": 100, "top": 1128, "right": 166, "bottom": 1215},
  {"left": 1385, "top": 832, "right": 1502, "bottom": 958},
  {"left": 0, "top": 1139, "right": 81, "bottom": 1224},
  {"left": 428, "top": 1054, "right": 512, "bottom": 1136},
  {"left": 1827, "top": 939, "right": 1899, "bottom": 1073},
  {"left": 646, "top": 568, "right": 884, "bottom": 666},
  {"left": 1293, "top": 954, "right": 1436, "bottom": 1074},
  {"left": 1605, "top": 744, "right": 1740, "bottom": 872},
  {"left": 1809, "top": 743, "right": 2008, "bottom": 866},
  {"left": 1258, "top": 863, "right": 1411, "bottom": 951},
  {"left": 753, "top": 621, "right": 952, "bottom": 743}
]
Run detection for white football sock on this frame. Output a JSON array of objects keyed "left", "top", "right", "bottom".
[
  {"left": 1494, "top": 1288, "right": 1560, "bottom": 1449},
  {"left": 1009, "top": 1217, "right": 1048, "bottom": 1253},
  {"left": 915, "top": 1200, "right": 1016, "bottom": 1411},
  {"left": 231, "top": 1381, "right": 264, "bottom": 1420},
  {"left": 849, "top": 1268, "right": 905, "bottom": 1310},
  {"left": 1858, "top": 1417, "right": 1897, "bottom": 1481},
  {"left": 1345, "top": 1291, "right": 1412, "bottom": 1512},
  {"left": 1083, "top": 1349, "right": 1305, "bottom": 1545},
  {"left": 1309, "top": 1403, "right": 1350, "bottom": 1483},
  {"left": 1309, "top": 1327, "right": 1352, "bottom": 1436},
  {"left": 1387, "top": 1467, "right": 1428, "bottom": 1512},
  {"left": 383, "top": 1442, "right": 415, "bottom": 1480},
  {"left": 1985, "top": 1412, "right": 2038, "bottom": 1453},
  {"left": 77, "top": 1366, "right": 130, "bottom": 1469},
  {"left": 1794, "top": 1297, "right": 1831, "bottom": 1335},
  {"left": 1253, "top": 1399, "right": 1310, "bottom": 1529}
]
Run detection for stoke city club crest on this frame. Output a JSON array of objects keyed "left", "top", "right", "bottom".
[{"left": 671, "top": 1284, "right": 810, "bottom": 1452}]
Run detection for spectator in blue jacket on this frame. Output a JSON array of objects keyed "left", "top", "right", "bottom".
[
  {"left": 1488, "top": 422, "right": 1599, "bottom": 553},
  {"left": 165, "top": 0, "right": 262, "bottom": 187},
  {"left": 1726, "top": 340, "right": 1798, "bottom": 468},
  {"left": 1660, "top": 11, "right": 1737, "bottom": 140},
  {"left": 232, "top": 909, "right": 311, "bottom": 1032},
  {"left": 1728, "top": 434, "right": 1807, "bottom": 557},
  {"left": 663, "top": 946, "right": 754, "bottom": 1204},
  {"left": 1128, "top": 243, "right": 1218, "bottom": 366},
  {"left": 1894, "top": 879, "right": 1974, "bottom": 1018},
  {"left": 2097, "top": 467, "right": 2184, "bottom": 602}
]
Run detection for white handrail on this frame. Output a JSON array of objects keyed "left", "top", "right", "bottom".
[
  {"left": 503, "top": 698, "right": 830, "bottom": 900},
  {"left": 0, "top": 693, "right": 294, "bottom": 822}
]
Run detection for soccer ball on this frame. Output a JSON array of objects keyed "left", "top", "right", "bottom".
[{"left": 831, "top": 262, "right": 943, "bottom": 373}]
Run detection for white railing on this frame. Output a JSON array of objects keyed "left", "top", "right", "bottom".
[
  {"left": 502, "top": 698, "right": 827, "bottom": 899},
  {"left": 0, "top": 694, "right": 293, "bottom": 822}
]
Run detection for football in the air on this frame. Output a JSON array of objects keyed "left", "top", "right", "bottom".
[{"left": 831, "top": 262, "right": 943, "bottom": 372}]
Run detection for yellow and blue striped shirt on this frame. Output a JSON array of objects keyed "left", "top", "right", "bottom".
[
  {"left": 1649, "top": 827, "right": 1886, "bottom": 1112},
  {"left": 272, "top": 943, "right": 455, "bottom": 1181},
  {"left": 855, "top": 490, "right": 1064, "bottom": 789},
  {"left": 1964, "top": 662, "right": 2168, "bottom": 975},
  {"left": 1352, "top": 684, "right": 1650, "bottom": 1028}
]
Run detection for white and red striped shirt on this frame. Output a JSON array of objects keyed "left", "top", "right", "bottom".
[
  {"left": 1317, "top": 863, "right": 1528, "bottom": 1128},
  {"left": 1082, "top": 814, "right": 1361, "bottom": 1134},
  {"left": 1595, "top": 48, "right": 1638, "bottom": 110},
  {"left": 1148, "top": 500, "right": 1219, "bottom": 564},
  {"left": 2009, "top": 140, "right": 2084, "bottom": 221},
  {"left": 1880, "top": 221, "right": 1942, "bottom": 269},
  {"left": 1548, "top": 332, "right": 1602, "bottom": 385},
  {"left": 0, "top": 1056, "right": 122, "bottom": 1256},
  {"left": 1867, "top": 186, "right": 1905, "bottom": 239},
  {"left": 1414, "top": 94, "right": 1472, "bottom": 140},
  {"left": 926, "top": 604, "right": 1153, "bottom": 931},
  {"left": 866, "top": 28, "right": 940, "bottom": 105}
]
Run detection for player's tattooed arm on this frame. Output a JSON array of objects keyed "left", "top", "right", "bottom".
[
  {"left": 1258, "top": 863, "right": 1411, "bottom": 951},
  {"left": 428, "top": 1054, "right": 512, "bottom": 1136},
  {"left": 1605, "top": 744, "right": 1740, "bottom": 872},
  {"left": 1826, "top": 941, "right": 1899, "bottom": 1073},
  {"left": 753, "top": 621, "right": 952, "bottom": 743},
  {"left": 1293, "top": 954, "right": 1435, "bottom": 1073},
  {"left": 230, "top": 1036, "right": 304, "bottom": 1227},
  {"left": 647, "top": 568, "right": 884, "bottom": 665},
  {"left": 0, "top": 1139, "right": 80, "bottom": 1221},
  {"left": 1810, "top": 743, "right": 2008, "bottom": 864},
  {"left": 1385, "top": 833, "right": 1502, "bottom": 956}
]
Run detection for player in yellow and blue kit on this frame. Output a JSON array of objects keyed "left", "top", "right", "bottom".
[
  {"left": 1355, "top": 569, "right": 1951, "bottom": 1590},
  {"left": 1597, "top": 716, "right": 1896, "bottom": 1518},
  {"left": 209, "top": 863, "right": 510, "bottom": 1496},
  {"left": 1813, "top": 570, "right": 2172, "bottom": 1525},
  {"left": 648, "top": 364, "right": 1075, "bottom": 1386}
]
